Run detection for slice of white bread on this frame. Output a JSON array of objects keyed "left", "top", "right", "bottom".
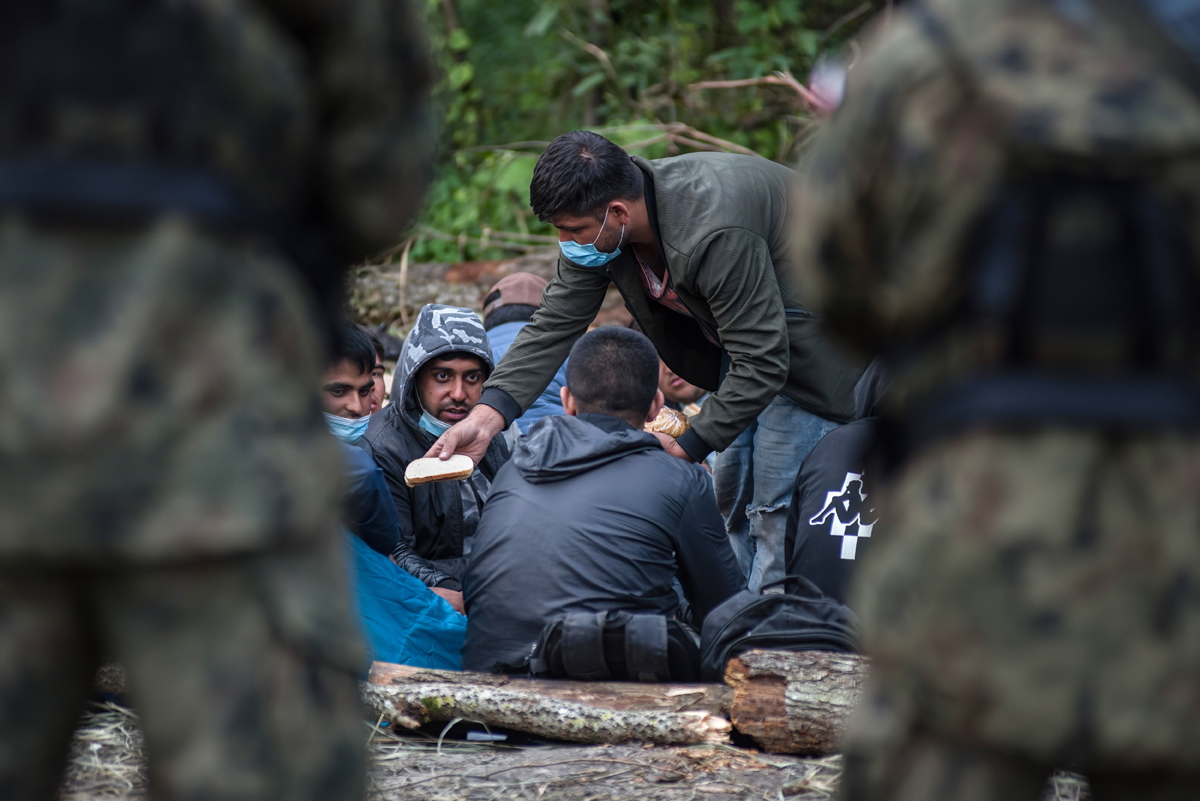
[
  {"left": 404, "top": 454, "right": 475, "bottom": 487},
  {"left": 644, "top": 407, "right": 690, "bottom": 438}
]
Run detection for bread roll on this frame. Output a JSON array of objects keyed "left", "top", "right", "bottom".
[
  {"left": 404, "top": 454, "right": 475, "bottom": 487},
  {"left": 644, "top": 407, "right": 690, "bottom": 438}
]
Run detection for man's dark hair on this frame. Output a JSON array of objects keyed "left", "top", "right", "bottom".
[
  {"left": 331, "top": 322, "right": 377, "bottom": 375},
  {"left": 360, "top": 324, "right": 385, "bottom": 363},
  {"left": 483, "top": 303, "right": 538, "bottom": 331},
  {"left": 566, "top": 327, "right": 658, "bottom": 421},
  {"left": 530, "top": 131, "right": 644, "bottom": 222}
]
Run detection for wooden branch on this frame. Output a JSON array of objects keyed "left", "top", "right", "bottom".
[
  {"left": 561, "top": 30, "right": 620, "bottom": 88},
  {"left": 365, "top": 662, "right": 732, "bottom": 746},
  {"left": 723, "top": 650, "right": 868, "bottom": 755},
  {"left": 396, "top": 236, "right": 413, "bottom": 326},
  {"left": 689, "top": 70, "right": 825, "bottom": 112}
]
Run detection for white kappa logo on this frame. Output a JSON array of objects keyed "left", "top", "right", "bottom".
[{"left": 809, "top": 472, "right": 877, "bottom": 560}]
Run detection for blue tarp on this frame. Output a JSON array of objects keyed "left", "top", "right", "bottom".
[{"left": 345, "top": 532, "right": 466, "bottom": 670}]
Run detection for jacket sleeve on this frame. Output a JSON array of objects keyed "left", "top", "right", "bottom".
[
  {"left": 341, "top": 445, "right": 400, "bottom": 556},
  {"left": 673, "top": 467, "right": 746, "bottom": 624},
  {"left": 479, "top": 256, "right": 610, "bottom": 424},
  {"left": 265, "top": 0, "right": 436, "bottom": 258},
  {"left": 792, "top": 12, "right": 970, "bottom": 356},
  {"left": 678, "top": 229, "right": 791, "bottom": 458},
  {"left": 359, "top": 440, "right": 460, "bottom": 591}
]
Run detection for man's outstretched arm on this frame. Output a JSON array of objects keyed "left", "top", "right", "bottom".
[{"left": 426, "top": 257, "right": 609, "bottom": 461}]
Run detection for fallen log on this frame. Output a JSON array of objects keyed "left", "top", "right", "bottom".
[
  {"left": 364, "top": 662, "right": 732, "bottom": 746},
  {"left": 723, "top": 649, "right": 868, "bottom": 756}
]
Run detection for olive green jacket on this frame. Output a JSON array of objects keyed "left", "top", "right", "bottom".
[{"left": 481, "top": 152, "right": 865, "bottom": 459}]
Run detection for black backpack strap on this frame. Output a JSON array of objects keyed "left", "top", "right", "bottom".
[{"left": 624, "top": 615, "right": 670, "bottom": 683}]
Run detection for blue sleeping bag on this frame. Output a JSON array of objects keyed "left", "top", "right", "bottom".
[{"left": 345, "top": 532, "right": 465, "bottom": 670}]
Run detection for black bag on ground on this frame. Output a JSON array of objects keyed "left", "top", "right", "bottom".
[
  {"left": 529, "top": 610, "right": 701, "bottom": 683},
  {"left": 698, "top": 576, "right": 860, "bottom": 682}
]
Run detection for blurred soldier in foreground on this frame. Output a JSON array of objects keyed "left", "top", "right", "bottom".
[
  {"left": 0, "top": 3, "right": 432, "bottom": 800},
  {"left": 795, "top": 1, "right": 1200, "bottom": 798}
]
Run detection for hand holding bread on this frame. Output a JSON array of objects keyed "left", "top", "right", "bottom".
[
  {"left": 404, "top": 454, "right": 475, "bottom": 487},
  {"left": 644, "top": 407, "right": 690, "bottom": 439}
]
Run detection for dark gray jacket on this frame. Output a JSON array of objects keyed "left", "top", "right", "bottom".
[
  {"left": 460, "top": 412, "right": 744, "bottom": 673},
  {"left": 361, "top": 304, "right": 510, "bottom": 591},
  {"left": 480, "top": 153, "right": 866, "bottom": 461}
]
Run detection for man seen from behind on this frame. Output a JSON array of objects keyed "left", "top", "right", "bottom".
[{"left": 461, "top": 327, "right": 743, "bottom": 679}]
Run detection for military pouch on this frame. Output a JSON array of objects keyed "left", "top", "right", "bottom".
[{"left": 529, "top": 610, "right": 699, "bottom": 683}]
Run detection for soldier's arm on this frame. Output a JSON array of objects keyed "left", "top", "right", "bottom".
[
  {"left": 263, "top": 0, "right": 436, "bottom": 257},
  {"left": 793, "top": 12, "right": 951, "bottom": 356}
]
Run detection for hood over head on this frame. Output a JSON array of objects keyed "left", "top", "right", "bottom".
[
  {"left": 395, "top": 304, "right": 494, "bottom": 425},
  {"left": 853, "top": 358, "right": 890, "bottom": 420},
  {"left": 513, "top": 413, "right": 662, "bottom": 484}
]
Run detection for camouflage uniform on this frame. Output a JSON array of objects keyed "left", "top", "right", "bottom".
[
  {"left": 794, "top": 1, "right": 1200, "bottom": 798},
  {"left": 0, "top": 2, "right": 433, "bottom": 799}
]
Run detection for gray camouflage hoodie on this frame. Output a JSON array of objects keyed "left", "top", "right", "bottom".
[{"left": 361, "top": 304, "right": 511, "bottom": 590}]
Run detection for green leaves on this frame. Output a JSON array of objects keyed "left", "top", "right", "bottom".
[{"left": 400, "top": 0, "right": 881, "bottom": 264}]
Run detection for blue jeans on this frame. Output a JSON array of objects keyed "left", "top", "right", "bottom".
[{"left": 713, "top": 394, "right": 841, "bottom": 593}]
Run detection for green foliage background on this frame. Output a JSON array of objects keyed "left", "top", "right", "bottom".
[{"left": 407, "top": 0, "right": 883, "bottom": 264}]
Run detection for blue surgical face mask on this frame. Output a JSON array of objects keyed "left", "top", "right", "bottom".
[
  {"left": 419, "top": 409, "right": 452, "bottom": 438},
  {"left": 559, "top": 206, "right": 624, "bottom": 268},
  {"left": 324, "top": 412, "right": 371, "bottom": 444}
]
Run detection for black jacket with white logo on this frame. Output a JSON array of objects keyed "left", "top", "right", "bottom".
[{"left": 784, "top": 362, "right": 888, "bottom": 605}]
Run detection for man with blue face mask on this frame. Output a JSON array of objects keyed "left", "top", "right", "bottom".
[
  {"left": 320, "top": 325, "right": 457, "bottom": 597},
  {"left": 360, "top": 304, "right": 511, "bottom": 597},
  {"left": 320, "top": 323, "right": 467, "bottom": 662},
  {"left": 427, "top": 131, "right": 868, "bottom": 592}
]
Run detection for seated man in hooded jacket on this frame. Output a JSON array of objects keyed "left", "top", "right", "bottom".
[
  {"left": 319, "top": 322, "right": 466, "bottom": 667},
  {"left": 461, "top": 326, "right": 744, "bottom": 679},
  {"left": 361, "top": 304, "right": 510, "bottom": 607}
]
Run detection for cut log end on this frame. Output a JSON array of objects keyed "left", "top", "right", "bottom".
[{"left": 724, "top": 650, "right": 869, "bottom": 756}]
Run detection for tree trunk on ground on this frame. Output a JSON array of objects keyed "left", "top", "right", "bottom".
[
  {"left": 723, "top": 650, "right": 868, "bottom": 755},
  {"left": 364, "top": 662, "right": 732, "bottom": 745},
  {"left": 94, "top": 653, "right": 867, "bottom": 751}
]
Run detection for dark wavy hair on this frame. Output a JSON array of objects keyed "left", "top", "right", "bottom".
[
  {"left": 331, "top": 322, "right": 378, "bottom": 375},
  {"left": 530, "top": 131, "right": 643, "bottom": 222}
]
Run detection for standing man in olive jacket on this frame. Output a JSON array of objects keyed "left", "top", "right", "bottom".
[{"left": 428, "top": 131, "right": 865, "bottom": 591}]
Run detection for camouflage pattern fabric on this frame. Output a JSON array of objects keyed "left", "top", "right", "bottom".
[
  {"left": 791, "top": 0, "right": 1200, "bottom": 787},
  {"left": 839, "top": 714, "right": 1200, "bottom": 801},
  {"left": 0, "top": 1, "right": 435, "bottom": 796},
  {"left": 794, "top": 0, "right": 1200, "bottom": 406},
  {"left": 0, "top": 0, "right": 435, "bottom": 256},
  {"left": 0, "top": 216, "right": 346, "bottom": 563},
  {"left": 0, "top": 537, "right": 367, "bottom": 801}
]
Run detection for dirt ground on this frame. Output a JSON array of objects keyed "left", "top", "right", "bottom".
[{"left": 58, "top": 703, "right": 1092, "bottom": 801}]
